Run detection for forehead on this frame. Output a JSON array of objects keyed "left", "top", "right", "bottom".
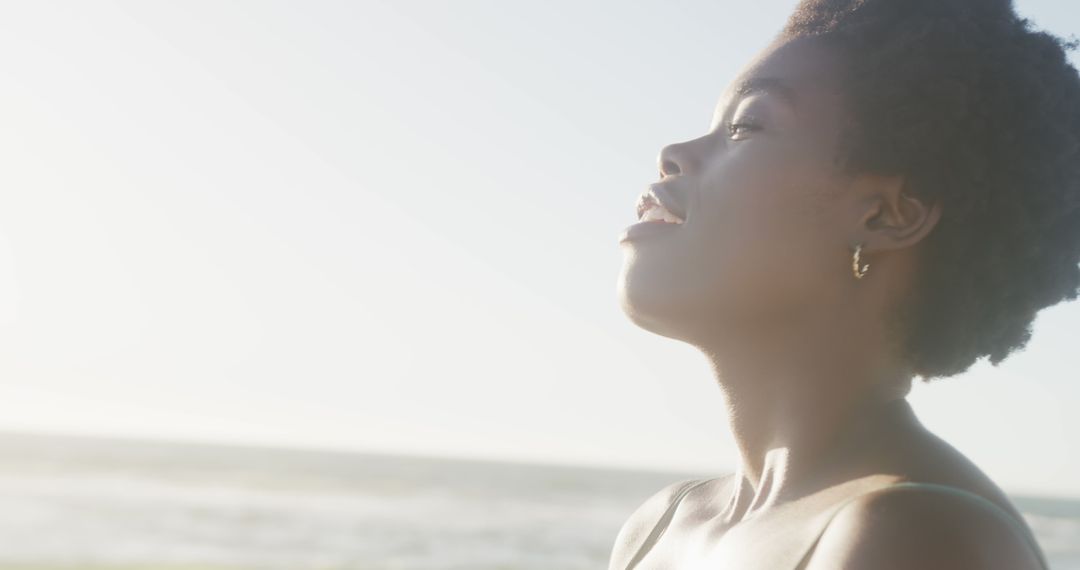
[{"left": 712, "top": 36, "right": 848, "bottom": 123}]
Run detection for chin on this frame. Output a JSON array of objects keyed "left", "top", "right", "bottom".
[
  {"left": 616, "top": 258, "right": 690, "bottom": 341},
  {"left": 617, "top": 252, "right": 743, "bottom": 345}
]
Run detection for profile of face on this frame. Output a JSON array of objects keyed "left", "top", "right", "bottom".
[{"left": 617, "top": 36, "right": 873, "bottom": 345}]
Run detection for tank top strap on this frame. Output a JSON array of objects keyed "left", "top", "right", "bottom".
[
  {"left": 795, "top": 481, "right": 1050, "bottom": 570},
  {"left": 623, "top": 477, "right": 715, "bottom": 570}
]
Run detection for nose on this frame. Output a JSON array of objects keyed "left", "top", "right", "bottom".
[{"left": 657, "top": 139, "right": 697, "bottom": 178}]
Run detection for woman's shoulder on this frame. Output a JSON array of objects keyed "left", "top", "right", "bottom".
[
  {"left": 802, "top": 480, "right": 1049, "bottom": 570},
  {"left": 797, "top": 433, "right": 1050, "bottom": 570},
  {"left": 607, "top": 474, "right": 734, "bottom": 570}
]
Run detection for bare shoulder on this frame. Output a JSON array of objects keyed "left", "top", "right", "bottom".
[
  {"left": 804, "top": 483, "right": 1046, "bottom": 570},
  {"left": 607, "top": 475, "right": 729, "bottom": 570}
]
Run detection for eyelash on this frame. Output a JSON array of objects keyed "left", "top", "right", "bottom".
[{"left": 726, "top": 120, "right": 762, "bottom": 138}]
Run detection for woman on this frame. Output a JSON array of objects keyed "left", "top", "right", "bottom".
[{"left": 611, "top": 0, "right": 1078, "bottom": 568}]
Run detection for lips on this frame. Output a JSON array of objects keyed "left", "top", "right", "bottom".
[
  {"left": 639, "top": 200, "right": 684, "bottom": 224},
  {"left": 636, "top": 184, "right": 687, "bottom": 224}
]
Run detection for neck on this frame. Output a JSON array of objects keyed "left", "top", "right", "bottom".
[{"left": 695, "top": 305, "right": 914, "bottom": 510}]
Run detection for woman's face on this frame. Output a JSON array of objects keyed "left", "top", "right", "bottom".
[{"left": 617, "top": 36, "right": 860, "bottom": 343}]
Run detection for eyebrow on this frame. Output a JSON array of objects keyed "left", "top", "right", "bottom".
[
  {"left": 732, "top": 76, "right": 798, "bottom": 107},
  {"left": 711, "top": 76, "right": 798, "bottom": 132}
]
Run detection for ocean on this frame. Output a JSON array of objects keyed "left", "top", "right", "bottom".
[{"left": 0, "top": 432, "right": 1076, "bottom": 570}]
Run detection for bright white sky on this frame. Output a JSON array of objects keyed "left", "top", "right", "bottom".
[{"left": 0, "top": 0, "right": 1077, "bottom": 497}]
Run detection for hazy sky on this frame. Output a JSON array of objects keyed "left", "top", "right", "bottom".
[{"left": 1, "top": 0, "right": 1078, "bottom": 497}]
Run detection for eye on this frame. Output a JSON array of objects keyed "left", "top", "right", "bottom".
[{"left": 726, "top": 120, "right": 762, "bottom": 139}]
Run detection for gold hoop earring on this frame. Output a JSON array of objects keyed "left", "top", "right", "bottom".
[{"left": 852, "top": 243, "right": 870, "bottom": 279}]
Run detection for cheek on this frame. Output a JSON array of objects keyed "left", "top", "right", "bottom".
[{"left": 682, "top": 145, "right": 841, "bottom": 317}]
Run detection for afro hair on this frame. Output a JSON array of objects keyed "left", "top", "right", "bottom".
[{"left": 780, "top": 0, "right": 1080, "bottom": 380}]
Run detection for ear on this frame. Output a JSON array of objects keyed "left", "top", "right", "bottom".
[{"left": 854, "top": 174, "right": 942, "bottom": 251}]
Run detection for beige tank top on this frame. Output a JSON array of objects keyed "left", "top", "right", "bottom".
[{"left": 622, "top": 477, "right": 1050, "bottom": 569}]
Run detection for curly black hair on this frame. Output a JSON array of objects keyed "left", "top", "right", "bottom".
[{"left": 777, "top": 0, "right": 1080, "bottom": 381}]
